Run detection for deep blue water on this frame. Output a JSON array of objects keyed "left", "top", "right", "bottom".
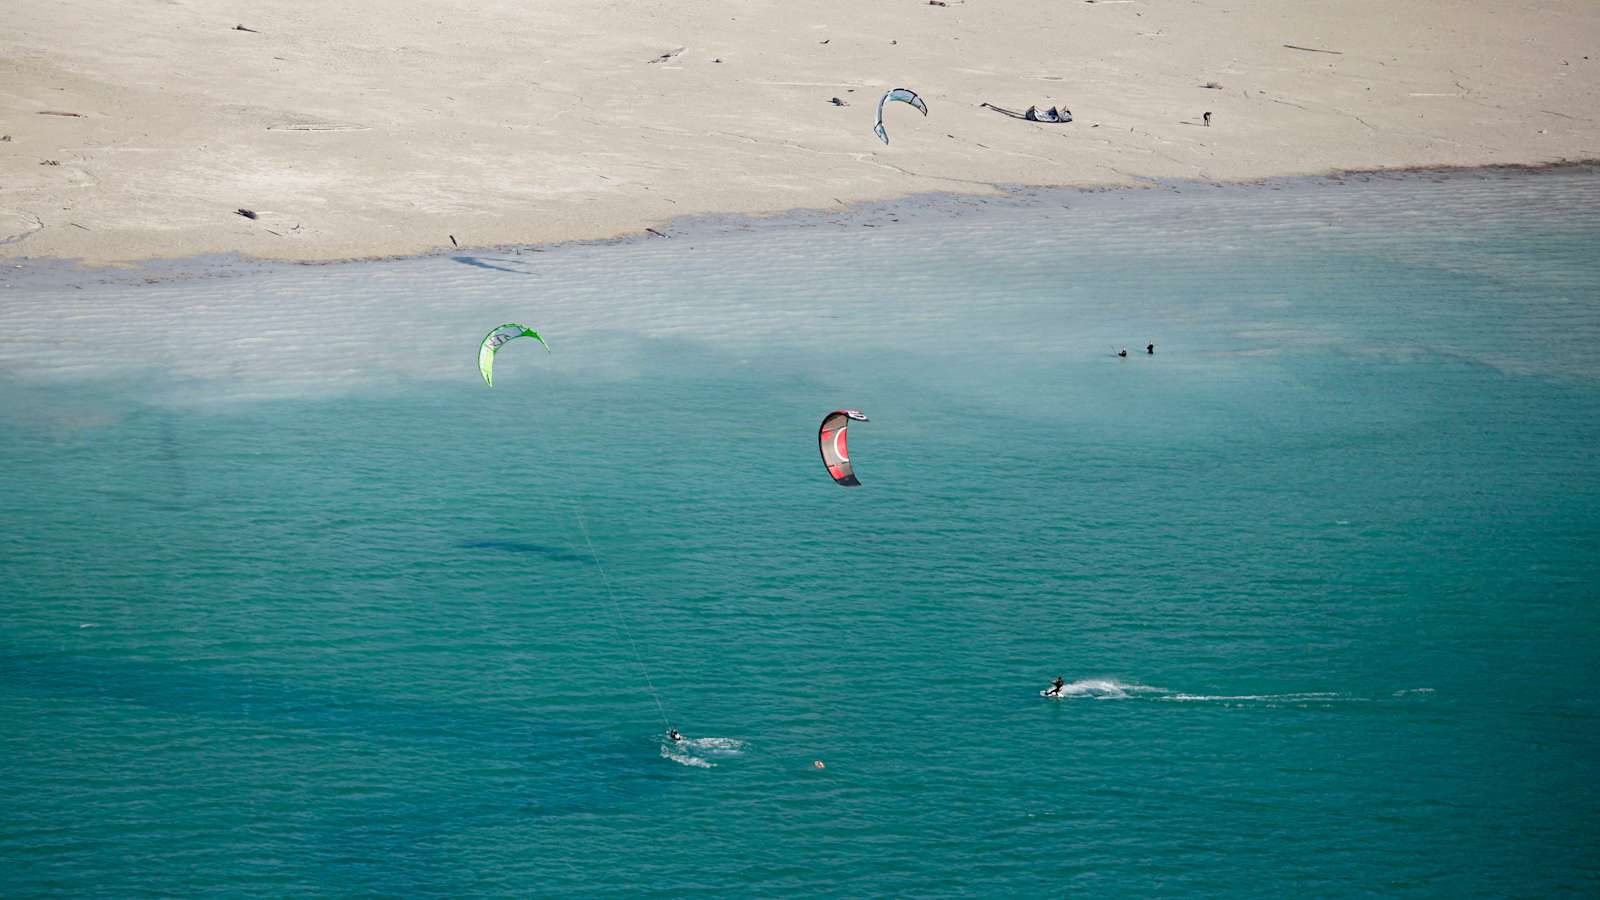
[{"left": 2, "top": 170, "right": 1598, "bottom": 896}]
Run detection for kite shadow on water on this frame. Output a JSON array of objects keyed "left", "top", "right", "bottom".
[
  {"left": 0, "top": 647, "right": 675, "bottom": 823},
  {"left": 452, "top": 255, "right": 537, "bottom": 275}
]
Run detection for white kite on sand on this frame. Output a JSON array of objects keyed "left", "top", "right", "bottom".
[{"left": 874, "top": 88, "right": 928, "bottom": 144}]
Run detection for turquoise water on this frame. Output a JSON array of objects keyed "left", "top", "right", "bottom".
[{"left": 3, "top": 170, "right": 1599, "bottom": 896}]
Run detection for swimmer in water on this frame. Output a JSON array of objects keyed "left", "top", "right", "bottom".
[
  {"left": 1147, "top": 341, "right": 1155, "bottom": 355},
  {"left": 1118, "top": 347, "right": 1129, "bottom": 358}
]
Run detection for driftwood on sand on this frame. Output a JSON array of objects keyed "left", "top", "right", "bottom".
[{"left": 981, "top": 102, "right": 1072, "bottom": 123}]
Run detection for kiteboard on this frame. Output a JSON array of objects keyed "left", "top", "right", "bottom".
[{"left": 1041, "top": 688, "right": 1066, "bottom": 699}]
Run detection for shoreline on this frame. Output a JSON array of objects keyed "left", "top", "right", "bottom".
[
  {"left": 4, "top": 0, "right": 1596, "bottom": 267},
  {"left": 3, "top": 161, "right": 1596, "bottom": 286},
  {"left": 7, "top": 158, "right": 1597, "bottom": 274},
  {"left": 3, "top": 161, "right": 1597, "bottom": 399}
]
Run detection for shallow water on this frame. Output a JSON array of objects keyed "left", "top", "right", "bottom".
[{"left": 3, "top": 170, "right": 1599, "bottom": 896}]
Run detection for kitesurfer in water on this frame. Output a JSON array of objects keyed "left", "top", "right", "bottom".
[
  {"left": 1147, "top": 341, "right": 1155, "bottom": 355},
  {"left": 1118, "top": 347, "right": 1129, "bottom": 358},
  {"left": 1047, "top": 676, "right": 1066, "bottom": 697},
  {"left": 668, "top": 728, "right": 683, "bottom": 743}
]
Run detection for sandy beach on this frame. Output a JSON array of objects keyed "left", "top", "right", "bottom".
[{"left": 2, "top": 0, "right": 1597, "bottom": 265}]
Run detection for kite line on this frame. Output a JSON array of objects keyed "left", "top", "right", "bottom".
[
  {"left": 574, "top": 500, "right": 674, "bottom": 733},
  {"left": 480, "top": 322, "right": 675, "bottom": 734}
]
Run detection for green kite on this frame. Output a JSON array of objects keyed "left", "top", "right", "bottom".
[{"left": 479, "top": 324, "right": 549, "bottom": 387}]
